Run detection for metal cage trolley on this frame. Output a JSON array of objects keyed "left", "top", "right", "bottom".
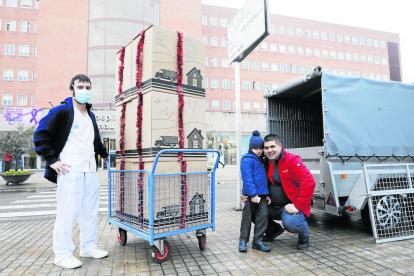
[{"left": 107, "top": 149, "right": 220, "bottom": 263}]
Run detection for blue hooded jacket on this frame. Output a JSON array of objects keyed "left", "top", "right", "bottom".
[{"left": 240, "top": 150, "right": 269, "bottom": 197}]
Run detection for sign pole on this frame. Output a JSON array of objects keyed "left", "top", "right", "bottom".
[{"left": 235, "top": 61, "right": 242, "bottom": 210}]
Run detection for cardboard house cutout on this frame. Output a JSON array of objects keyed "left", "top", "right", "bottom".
[
  {"left": 187, "top": 128, "right": 204, "bottom": 149},
  {"left": 189, "top": 193, "right": 205, "bottom": 215},
  {"left": 186, "top": 67, "right": 203, "bottom": 88}
]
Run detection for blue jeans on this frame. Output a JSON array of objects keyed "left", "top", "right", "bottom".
[{"left": 267, "top": 206, "right": 309, "bottom": 242}]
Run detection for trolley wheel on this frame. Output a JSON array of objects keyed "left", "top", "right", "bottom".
[
  {"left": 151, "top": 240, "right": 170, "bottom": 264},
  {"left": 198, "top": 234, "right": 206, "bottom": 251},
  {"left": 117, "top": 228, "right": 127, "bottom": 246}
]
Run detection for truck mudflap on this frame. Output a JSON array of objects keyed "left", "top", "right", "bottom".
[{"left": 363, "top": 163, "right": 414, "bottom": 243}]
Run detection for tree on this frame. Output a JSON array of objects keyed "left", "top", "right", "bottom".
[
  {"left": 206, "top": 130, "right": 220, "bottom": 150},
  {"left": 0, "top": 124, "right": 35, "bottom": 171}
]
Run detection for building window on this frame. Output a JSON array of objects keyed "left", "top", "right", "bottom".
[
  {"left": 2, "top": 94, "right": 13, "bottom": 105},
  {"left": 288, "top": 45, "right": 295, "bottom": 55},
  {"left": 222, "top": 79, "right": 230, "bottom": 89},
  {"left": 270, "top": 43, "right": 277, "bottom": 52},
  {"left": 376, "top": 73, "right": 382, "bottom": 80},
  {"left": 307, "top": 66, "right": 313, "bottom": 74},
  {"left": 35, "top": 0, "right": 39, "bottom": 9},
  {"left": 321, "top": 32, "right": 327, "bottom": 40},
  {"left": 19, "top": 45, "right": 29, "bottom": 56},
  {"left": 306, "top": 47, "right": 312, "bottom": 56},
  {"left": 271, "top": 63, "right": 278, "bottom": 72},
  {"left": 345, "top": 53, "right": 352, "bottom": 61},
  {"left": 288, "top": 27, "right": 294, "bottom": 35},
  {"left": 211, "top": 58, "right": 219, "bottom": 67},
  {"left": 359, "top": 37, "right": 365, "bottom": 46},
  {"left": 202, "top": 16, "right": 207, "bottom": 25},
  {"left": 347, "top": 70, "right": 353, "bottom": 76},
  {"left": 322, "top": 50, "right": 329, "bottom": 59},
  {"left": 278, "top": 26, "right": 285, "bottom": 34},
  {"left": 262, "top": 62, "right": 269, "bottom": 71},
  {"left": 205, "top": 78, "right": 208, "bottom": 88},
  {"left": 314, "top": 48, "right": 320, "bottom": 57},
  {"left": 279, "top": 44, "right": 286, "bottom": 54},
  {"left": 253, "top": 82, "right": 260, "bottom": 91},
  {"left": 297, "top": 47, "right": 303, "bottom": 56},
  {"left": 366, "top": 38, "right": 372, "bottom": 47},
  {"left": 242, "top": 60, "right": 249, "bottom": 69},
  {"left": 383, "top": 74, "right": 389, "bottom": 80},
  {"left": 32, "top": 70, "right": 36, "bottom": 81},
  {"left": 289, "top": 65, "right": 296, "bottom": 74},
  {"left": 6, "top": 0, "right": 17, "bottom": 7},
  {"left": 323, "top": 68, "right": 330, "bottom": 73},
  {"left": 299, "top": 65, "right": 305, "bottom": 74},
  {"left": 380, "top": 41, "right": 386, "bottom": 49},
  {"left": 202, "top": 36, "right": 207, "bottom": 45},
  {"left": 271, "top": 83, "right": 279, "bottom": 90},
  {"left": 369, "top": 72, "right": 375, "bottom": 79},
  {"left": 337, "top": 34, "right": 343, "bottom": 42},
  {"left": 360, "top": 55, "right": 366, "bottom": 63},
  {"left": 281, "top": 64, "right": 288, "bottom": 73},
  {"left": 330, "top": 51, "right": 337, "bottom": 59},
  {"left": 353, "top": 54, "right": 359, "bottom": 62},
  {"left": 262, "top": 82, "right": 269, "bottom": 91},
  {"left": 242, "top": 81, "right": 250, "bottom": 90},
  {"left": 220, "top": 18, "right": 228, "bottom": 27},
  {"left": 243, "top": 101, "right": 251, "bottom": 110},
  {"left": 31, "top": 95, "right": 35, "bottom": 106},
  {"left": 210, "top": 16, "right": 218, "bottom": 26},
  {"left": 20, "top": 21, "right": 30, "bottom": 32},
  {"left": 263, "top": 102, "right": 267, "bottom": 112},
  {"left": 329, "top": 33, "right": 335, "bottom": 41},
  {"left": 304, "top": 29, "right": 311, "bottom": 38},
  {"left": 354, "top": 71, "right": 360, "bottom": 77},
  {"left": 6, "top": 20, "right": 16, "bottom": 31},
  {"left": 375, "top": 56, "right": 380, "bottom": 64},
  {"left": 313, "top": 31, "right": 319, "bottom": 39},
  {"left": 351, "top": 36, "right": 358, "bottom": 45},
  {"left": 270, "top": 24, "right": 276, "bottom": 33},
  {"left": 34, "top": 22, "right": 38, "bottom": 33},
  {"left": 373, "top": 40, "right": 379, "bottom": 47},
  {"left": 4, "top": 44, "right": 15, "bottom": 55},
  {"left": 344, "top": 35, "right": 350, "bottom": 43},
  {"left": 252, "top": 61, "right": 259, "bottom": 70},
  {"left": 221, "top": 58, "right": 229, "bottom": 68},
  {"left": 21, "top": 0, "right": 31, "bottom": 8},
  {"left": 336, "top": 52, "right": 343, "bottom": 60},
  {"left": 381, "top": 57, "right": 387, "bottom": 65},
  {"left": 3, "top": 69, "right": 14, "bottom": 81},
  {"left": 331, "top": 68, "right": 337, "bottom": 74},
  {"left": 232, "top": 80, "right": 236, "bottom": 89},
  {"left": 253, "top": 102, "right": 261, "bottom": 111},
  {"left": 223, "top": 100, "right": 230, "bottom": 110},
  {"left": 296, "top": 28, "right": 302, "bottom": 37},
  {"left": 221, "top": 38, "right": 228, "bottom": 47},
  {"left": 368, "top": 56, "right": 373, "bottom": 64},
  {"left": 261, "top": 42, "right": 268, "bottom": 51},
  {"left": 205, "top": 57, "right": 208, "bottom": 67},
  {"left": 18, "top": 70, "right": 29, "bottom": 81},
  {"left": 212, "top": 100, "right": 219, "bottom": 110},
  {"left": 211, "top": 79, "right": 219, "bottom": 88},
  {"left": 210, "top": 37, "right": 218, "bottom": 46},
  {"left": 17, "top": 95, "right": 27, "bottom": 106}
]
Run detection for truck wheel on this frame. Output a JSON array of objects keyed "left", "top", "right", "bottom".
[
  {"left": 170, "top": 144, "right": 175, "bottom": 148},
  {"left": 155, "top": 142, "right": 161, "bottom": 148},
  {"left": 361, "top": 204, "right": 372, "bottom": 232}
]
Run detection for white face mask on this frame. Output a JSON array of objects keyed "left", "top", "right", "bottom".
[{"left": 74, "top": 89, "right": 91, "bottom": 104}]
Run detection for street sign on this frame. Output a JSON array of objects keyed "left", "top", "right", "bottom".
[{"left": 227, "top": 0, "right": 269, "bottom": 63}]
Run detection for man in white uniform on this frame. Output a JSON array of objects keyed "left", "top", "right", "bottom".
[{"left": 34, "top": 74, "right": 109, "bottom": 269}]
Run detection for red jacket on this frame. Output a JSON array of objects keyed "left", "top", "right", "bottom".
[
  {"left": 267, "top": 148, "right": 316, "bottom": 216},
  {"left": 4, "top": 153, "right": 12, "bottom": 162}
]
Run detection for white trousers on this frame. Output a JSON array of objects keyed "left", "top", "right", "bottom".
[{"left": 53, "top": 171, "right": 100, "bottom": 263}]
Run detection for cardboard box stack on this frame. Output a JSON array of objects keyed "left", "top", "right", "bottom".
[{"left": 114, "top": 25, "right": 208, "bottom": 233}]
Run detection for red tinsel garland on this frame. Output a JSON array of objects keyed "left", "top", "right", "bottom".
[
  {"left": 135, "top": 30, "right": 146, "bottom": 229},
  {"left": 117, "top": 46, "right": 126, "bottom": 219},
  {"left": 177, "top": 31, "right": 188, "bottom": 229}
]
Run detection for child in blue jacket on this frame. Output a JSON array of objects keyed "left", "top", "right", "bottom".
[{"left": 239, "top": 130, "right": 271, "bottom": 252}]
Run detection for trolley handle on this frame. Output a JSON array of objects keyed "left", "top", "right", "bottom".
[{"left": 151, "top": 149, "right": 221, "bottom": 175}]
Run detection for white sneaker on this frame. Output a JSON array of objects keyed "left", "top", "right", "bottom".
[
  {"left": 80, "top": 248, "right": 108, "bottom": 259},
  {"left": 55, "top": 256, "right": 82, "bottom": 269}
]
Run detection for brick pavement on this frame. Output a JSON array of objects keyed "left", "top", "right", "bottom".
[{"left": 1, "top": 206, "right": 414, "bottom": 275}]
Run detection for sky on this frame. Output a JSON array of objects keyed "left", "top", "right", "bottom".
[{"left": 202, "top": 0, "right": 414, "bottom": 84}]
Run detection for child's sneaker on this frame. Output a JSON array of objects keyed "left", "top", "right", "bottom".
[{"left": 239, "top": 240, "right": 247, "bottom": 252}]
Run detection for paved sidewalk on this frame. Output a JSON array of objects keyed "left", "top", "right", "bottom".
[{"left": 1, "top": 206, "right": 414, "bottom": 275}]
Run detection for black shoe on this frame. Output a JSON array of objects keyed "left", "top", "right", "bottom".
[
  {"left": 252, "top": 241, "right": 271, "bottom": 252},
  {"left": 297, "top": 240, "right": 309, "bottom": 250},
  {"left": 263, "top": 225, "right": 285, "bottom": 242},
  {"left": 239, "top": 240, "right": 247, "bottom": 252}
]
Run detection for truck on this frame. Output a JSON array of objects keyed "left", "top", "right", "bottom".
[
  {"left": 155, "top": 69, "right": 178, "bottom": 82},
  {"left": 263, "top": 66, "right": 414, "bottom": 241},
  {"left": 154, "top": 136, "right": 178, "bottom": 148},
  {"left": 156, "top": 205, "right": 181, "bottom": 219}
]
